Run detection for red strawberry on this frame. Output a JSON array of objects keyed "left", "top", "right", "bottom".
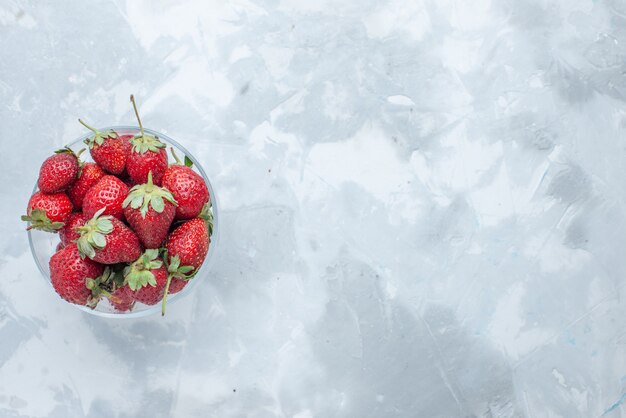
[
  {"left": 55, "top": 242, "right": 65, "bottom": 252},
  {"left": 124, "top": 249, "right": 168, "bottom": 305},
  {"left": 76, "top": 208, "right": 142, "bottom": 264},
  {"left": 109, "top": 284, "right": 135, "bottom": 312},
  {"left": 67, "top": 163, "right": 105, "bottom": 209},
  {"left": 162, "top": 149, "right": 209, "bottom": 219},
  {"left": 37, "top": 147, "right": 81, "bottom": 193},
  {"left": 126, "top": 95, "right": 168, "bottom": 185},
  {"left": 82, "top": 175, "right": 129, "bottom": 220},
  {"left": 161, "top": 205, "right": 213, "bottom": 315},
  {"left": 22, "top": 191, "right": 73, "bottom": 232},
  {"left": 59, "top": 212, "right": 87, "bottom": 246},
  {"left": 80, "top": 119, "right": 132, "bottom": 175},
  {"left": 165, "top": 213, "right": 211, "bottom": 270},
  {"left": 49, "top": 243, "right": 104, "bottom": 305},
  {"left": 123, "top": 171, "right": 177, "bottom": 248}
]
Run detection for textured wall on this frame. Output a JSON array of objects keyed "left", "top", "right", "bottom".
[{"left": 1, "top": 0, "right": 625, "bottom": 417}]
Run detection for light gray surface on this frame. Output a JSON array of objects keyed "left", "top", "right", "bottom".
[{"left": 1, "top": 0, "right": 625, "bottom": 417}]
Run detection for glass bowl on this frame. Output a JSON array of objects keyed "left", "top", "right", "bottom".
[{"left": 27, "top": 126, "right": 220, "bottom": 318}]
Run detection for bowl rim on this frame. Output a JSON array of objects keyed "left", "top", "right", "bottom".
[{"left": 27, "top": 125, "right": 220, "bottom": 319}]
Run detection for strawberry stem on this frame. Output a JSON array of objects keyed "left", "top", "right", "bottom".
[
  {"left": 78, "top": 118, "right": 99, "bottom": 133},
  {"left": 130, "top": 95, "right": 145, "bottom": 138},
  {"left": 170, "top": 147, "right": 182, "bottom": 165},
  {"left": 146, "top": 171, "right": 154, "bottom": 192},
  {"left": 161, "top": 274, "right": 173, "bottom": 316}
]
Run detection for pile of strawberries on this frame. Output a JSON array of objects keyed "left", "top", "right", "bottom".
[{"left": 22, "top": 95, "right": 213, "bottom": 315}]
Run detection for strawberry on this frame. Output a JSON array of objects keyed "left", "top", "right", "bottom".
[
  {"left": 123, "top": 171, "right": 177, "bottom": 248},
  {"left": 124, "top": 249, "right": 168, "bottom": 305},
  {"left": 126, "top": 95, "right": 168, "bottom": 185},
  {"left": 67, "top": 163, "right": 105, "bottom": 209},
  {"left": 164, "top": 206, "right": 212, "bottom": 270},
  {"left": 59, "top": 212, "right": 87, "bottom": 246},
  {"left": 49, "top": 243, "right": 104, "bottom": 305},
  {"left": 76, "top": 208, "right": 142, "bottom": 264},
  {"left": 161, "top": 205, "right": 213, "bottom": 315},
  {"left": 37, "top": 147, "right": 81, "bottom": 193},
  {"left": 82, "top": 175, "right": 129, "bottom": 220},
  {"left": 22, "top": 191, "right": 73, "bottom": 232},
  {"left": 162, "top": 148, "right": 209, "bottom": 219},
  {"left": 80, "top": 119, "right": 132, "bottom": 175},
  {"left": 55, "top": 242, "right": 65, "bottom": 252}
]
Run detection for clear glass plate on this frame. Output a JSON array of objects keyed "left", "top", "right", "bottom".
[{"left": 26, "top": 126, "right": 220, "bottom": 318}]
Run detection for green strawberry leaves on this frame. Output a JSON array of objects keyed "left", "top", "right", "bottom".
[
  {"left": 79, "top": 119, "right": 118, "bottom": 148},
  {"left": 184, "top": 156, "right": 193, "bottom": 167},
  {"left": 198, "top": 203, "right": 214, "bottom": 237},
  {"left": 166, "top": 253, "right": 195, "bottom": 278},
  {"left": 124, "top": 249, "right": 163, "bottom": 291},
  {"left": 21, "top": 209, "right": 65, "bottom": 232},
  {"left": 122, "top": 171, "right": 177, "bottom": 218},
  {"left": 126, "top": 269, "right": 157, "bottom": 290},
  {"left": 76, "top": 208, "right": 114, "bottom": 259},
  {"left": 130, "top": 134, "right": 166, "bottom": 154},
  {"left": 151, "top": 195, "right": 165, "bottom": 213},
  {"left": 140, "top": 249, "right": 163, "bottom": 270}
]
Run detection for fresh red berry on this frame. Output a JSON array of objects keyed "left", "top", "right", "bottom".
[
  {"left": 67, "top": 163, "right": 105, "bottom": 209},
  {"left": 22, "top": 191, "right": 73, "bottom": 232},
  {"left": 49, "top": 243, "right": 104, "bottom": 305},
  {"left": 82, "top": 175, "right": 129, "bottom": 220},
  {"left": 165, "top": 217, "right": 210, "bottom": 270},
  {"left": 161, "top": 205, "right": 213, "bottom": 314},
  {"left": 76, "top": 208, "right": 142, "bottom": 264},
  {"left": 123, "top": 172, "right": 177, "bottom": 248},
  {"left": 162, "top": 151, "right": 209, "bottom": 219},
  {"left": 59, "top": 212, "right": 87, "bottom": 246},
  {"left": 37, "top": 148, "right": 80, "bottom": 193},
  {"left": 80, "top": 119, "right": 132, "bottom": 175}
]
